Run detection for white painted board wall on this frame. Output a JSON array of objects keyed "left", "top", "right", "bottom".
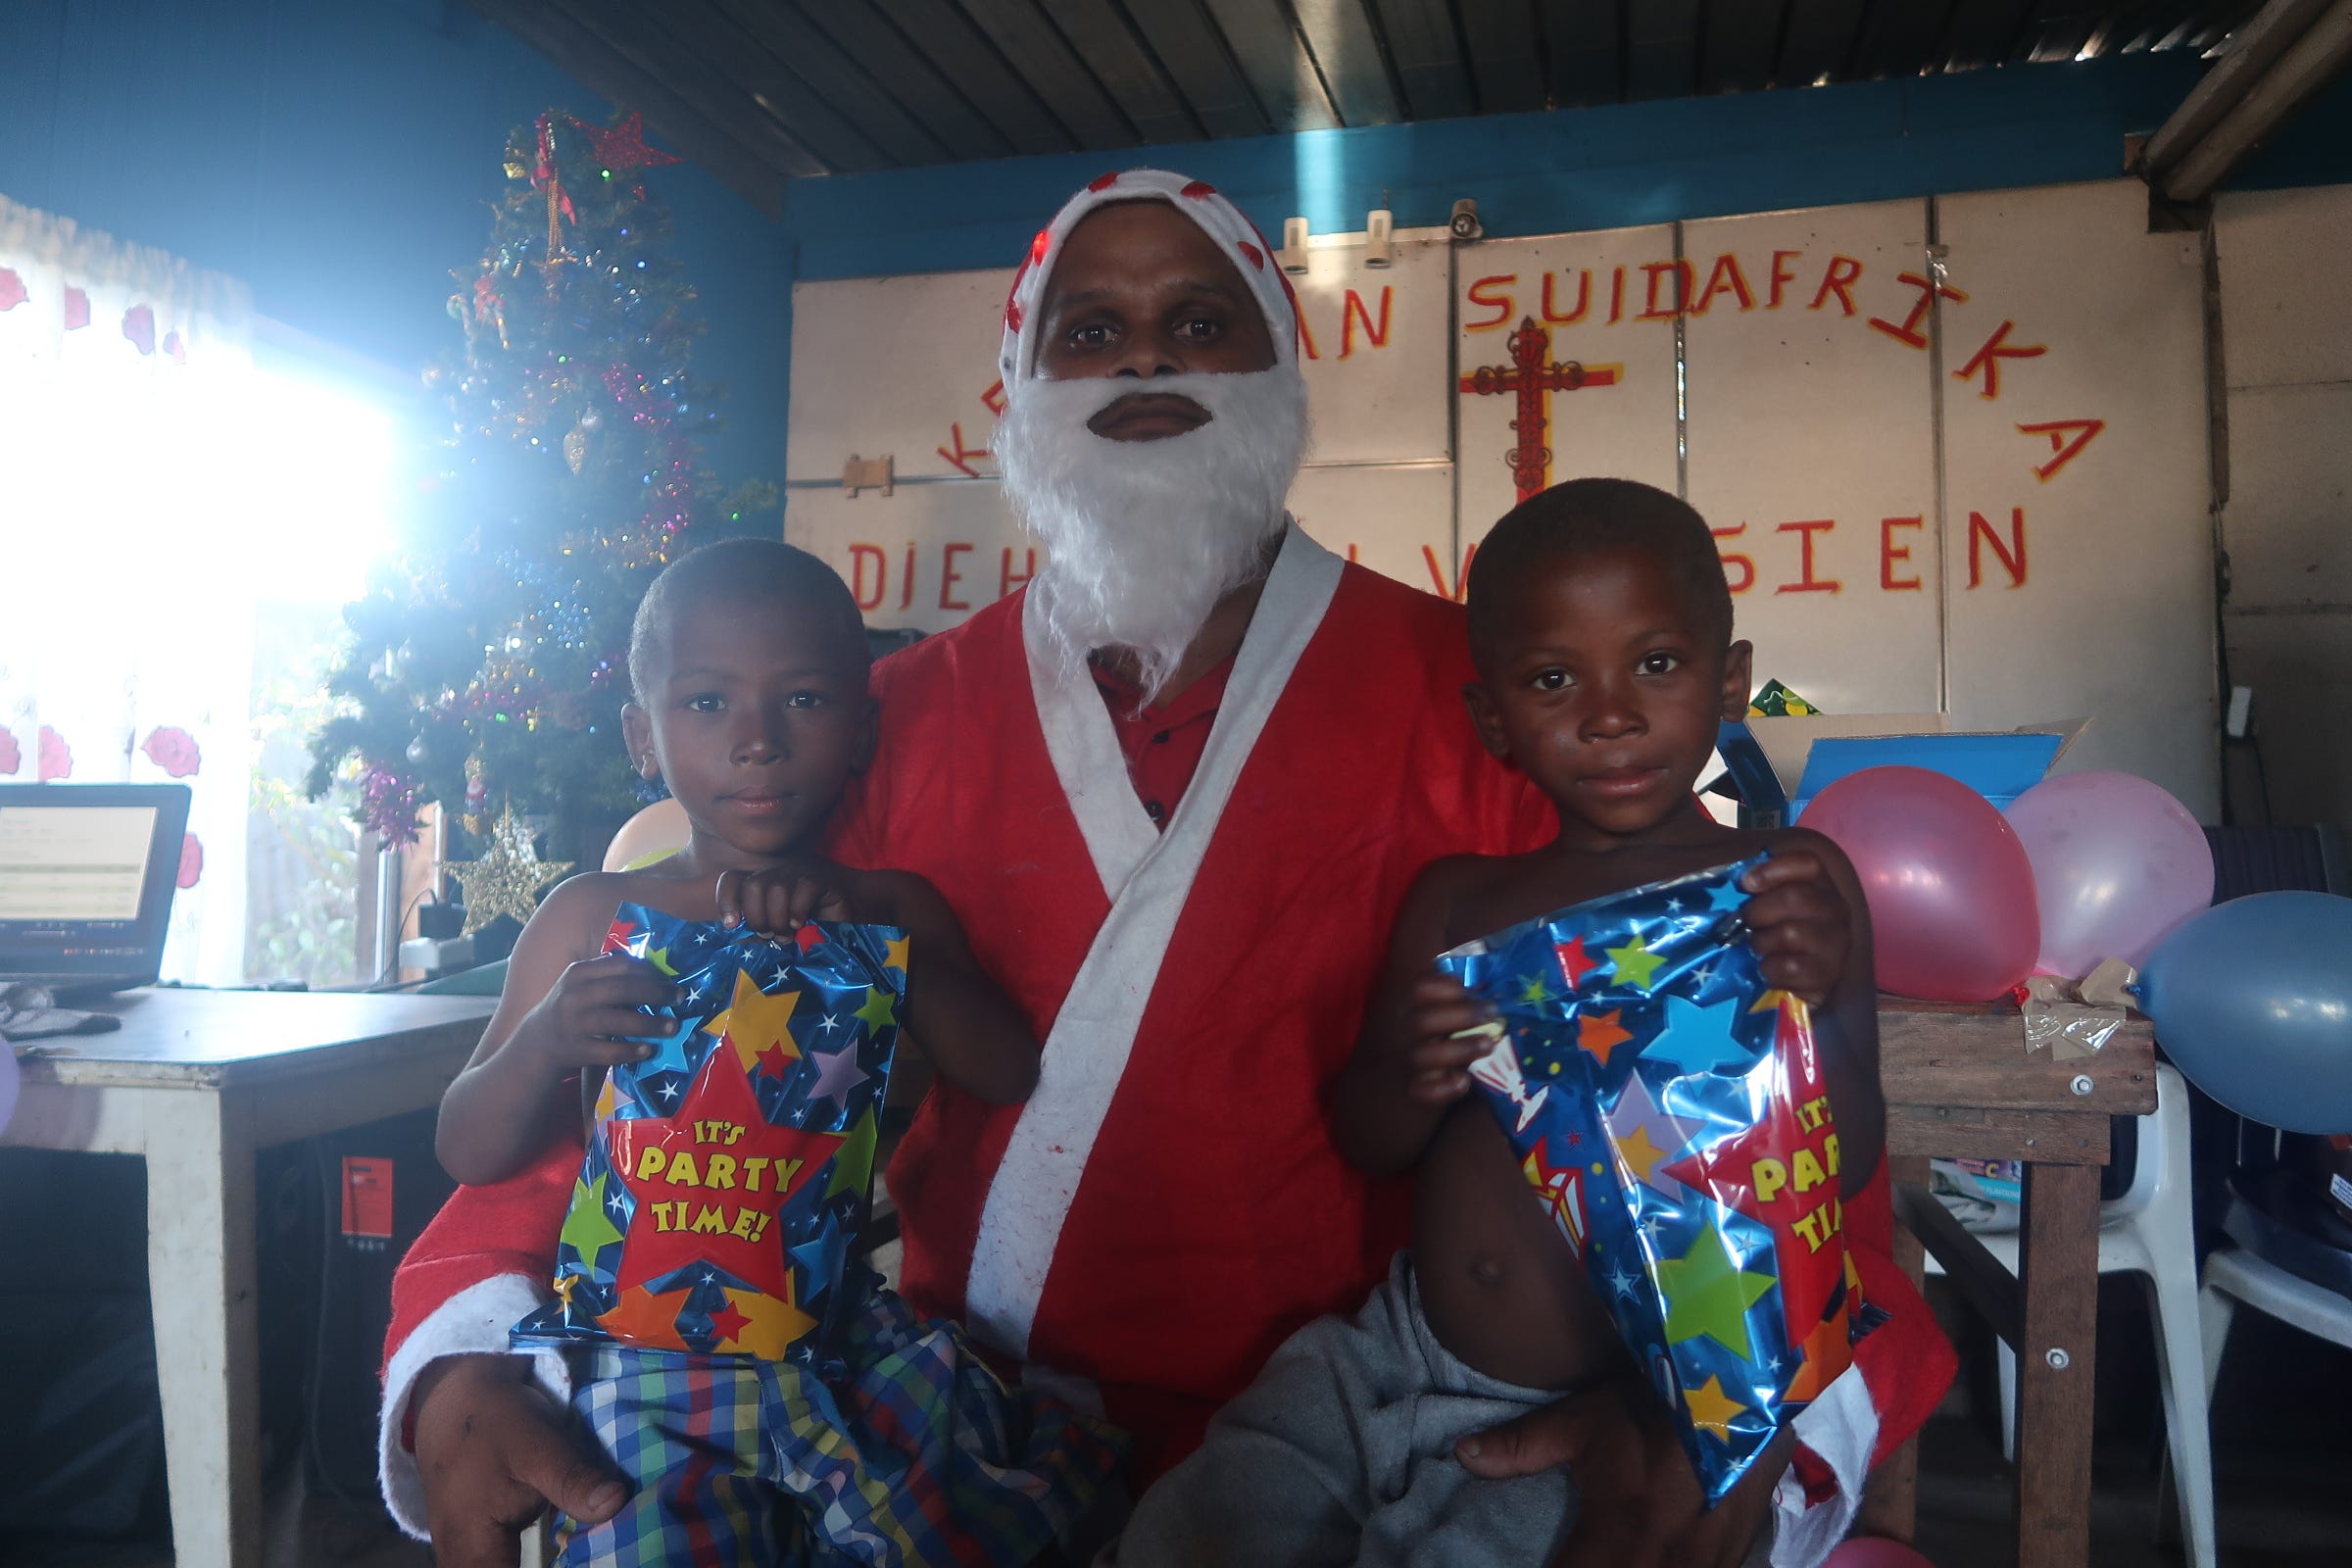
[{"left": 784, "top": 179, "right": 2220, "bottom": 814}]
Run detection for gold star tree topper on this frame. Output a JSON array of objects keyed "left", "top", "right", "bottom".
[{"left": 447, "top": 807, "right": 572, "bottom": 935}]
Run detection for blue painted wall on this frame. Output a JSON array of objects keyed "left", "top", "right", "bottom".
[
  {"left": 780, "top": 53, "right": 2225, "bottom": 283},
  {"left": 0, "top": 0, "right": 791, "bottom": 487}
]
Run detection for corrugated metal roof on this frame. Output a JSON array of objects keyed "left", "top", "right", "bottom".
[{"left": 470, "top": 0, "right": 2260, "bottom": 208}]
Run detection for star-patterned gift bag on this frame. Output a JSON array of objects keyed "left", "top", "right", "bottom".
[
  {"left": 1439, "top": 855, "right": 1873, "bottom": 1504},
  {"left": 513, "top": 903, "right": 906, "bottom": 1366}
]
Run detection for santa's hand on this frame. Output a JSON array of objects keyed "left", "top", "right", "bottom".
[
  {"left": 1740, "top": 850, "right": 1850, "bottom": 1008},
  {"left": 714, "top": 864, "right": 854, "bottom": 936},
  {"left": 1401, "top": 970, "right": 1497, "bottom": 1104},
  {"left": 413, "top": 1353, "right": 628, "bottom": 1568},
  {"left": 1457, "top": 1374, "right": 1785, "bottom": 1568}
]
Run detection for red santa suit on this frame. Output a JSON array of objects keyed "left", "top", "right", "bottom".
[{"left": 377, "top": 171, "right": 1951, "bottom": 1562}]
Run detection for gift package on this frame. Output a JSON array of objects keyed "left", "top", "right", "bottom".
[
  {"left": 513, "top": 903, "right": 906, "bottom": 1364},
  {"left": 1440, "top": 856, "right": 1873, "bottom": 1502}
]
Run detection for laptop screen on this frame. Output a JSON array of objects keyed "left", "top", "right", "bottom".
[{"left": 0, "top": 783, "right": 191, "bottom": 990}]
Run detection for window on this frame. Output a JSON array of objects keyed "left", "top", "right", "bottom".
[{"left": 0, "top": 195, "right": 399, "bottom": 987}]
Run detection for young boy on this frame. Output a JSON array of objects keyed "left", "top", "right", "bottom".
[
  {"left": 1107, "top": 479, "right": 1883, "bottom": 1568},
  {"left": 436, "top": 537, "right": 1118, "bottom": 1566}
]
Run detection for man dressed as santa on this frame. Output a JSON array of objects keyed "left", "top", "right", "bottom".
[{"left": 383, "top": 170, "right": 1950, "bottom": 1568}]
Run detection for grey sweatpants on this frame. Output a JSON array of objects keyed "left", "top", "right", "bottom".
[{"left": 1102, "top": 1253, "right": 1575, "bottom": 1568}]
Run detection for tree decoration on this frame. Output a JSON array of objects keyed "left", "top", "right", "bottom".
[
  {"left": 307, "top": 108, "right": 773, "bottom": 850},
  {"left": 446, "top": 808, "right": 573, "bottom": 936}
]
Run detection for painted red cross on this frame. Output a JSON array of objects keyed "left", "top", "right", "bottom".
[{"left": 1459, "top": 318, "right": 1624, "bottom": 503}]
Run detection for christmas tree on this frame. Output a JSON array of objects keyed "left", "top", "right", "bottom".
[{"left": 309, "top": 109, "right": 768, "bottom": 858}]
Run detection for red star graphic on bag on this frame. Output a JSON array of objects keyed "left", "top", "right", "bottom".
[
  {"left": 596, "top": 1284, "right": 694, "bottom": 1349},
  {"left": 605, "top": 1044, "right": 845, "bottom": 1319},
  {"left": 1661, "top": 999, "right": 1847, "bottom": 1344},
  {"left": 1783, "top": 1290, "right": 1856, "bottom": 1405},
  {"left": 1555, "top": 936, "right": 1599, "bottom": 989},
  {"left": 706, "top": 1298, "right": 752, "bottom": 1347}
]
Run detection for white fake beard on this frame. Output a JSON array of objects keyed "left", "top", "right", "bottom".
[{"left": 992, "top": 368, "right": 1308, "bottom": 705}]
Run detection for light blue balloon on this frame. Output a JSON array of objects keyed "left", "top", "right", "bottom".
[{"left": 2134, "top": 891, "right": 2352, "bottom": 1135}]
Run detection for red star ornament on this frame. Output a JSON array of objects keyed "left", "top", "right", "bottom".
[
  {"left": 606, "top": 1042, "right": 846, "bottom": 1314},
  {"left": 1660, "top": 999, "right": 1846, "bottom": 1345},
  {"left": 582, "top": 111, "right": 681, "bottom": 173}
]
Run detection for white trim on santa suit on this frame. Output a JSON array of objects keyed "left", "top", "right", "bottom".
[{"left": 967, "top": 521, "right": 1344, "bottom": 1359}]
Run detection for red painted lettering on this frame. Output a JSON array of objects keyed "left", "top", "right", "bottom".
[
  {"left": 1712, "top": 523, "right": 1756, "bottom": 595},
  {"left": 1423, "top": 542, "right": 1477, "bottom": 602},
  {"left": 1608, "top": 266, "right": 1626, "bottom": 324},
  {"left": 1465, "top": 274, "right": 1516, "bottom": 332},
  {"left": 1640, "top": 260, "right": 1694, "bottom": 320},
  {"left": 1953, "top": 320, "right": 2046, "bottom": 400},
  {"left": 899, "top": 544, "right": 915, "bottom": 611},
  {"left": 1775, "top": 519, "right": 1840, "bottom": 594},
  {"left": 1298, "top": 309, "right": 1322, "bottom": 361},
  {"left": 938, "top": 542, "right": 972, "bottom": 612},
  {"left": 999, "top": 546, "right": 1036, "bottom": 598},
  {"left": 1866, "top": 270, "right": 1968, "bottom": 350},
  {"left": 1768, "top": 250, "right": 1802, "bottom": 309},
  {"left": 1693, "top": 253, "right": 1754, "bottom": 314},
  {"left": 1968, "top": 509, "right": 2028, "bottom": 588},
  {"left": 1341, "top": 285, "right": 1393, "bottom": 358},
  {"left": 980, "top": 379, "right": 1006, "bottom": 416},
  {"left": 936, "top": 419, "right": 990, "bottom": 477},
  {"left": 849, "top": 544, "right": 886, "bottom": 611},
  {"left": 1810, "top": 256, "right": 1863, "bottom": 316},
  {"left": 1880, "top": 516, "right": 1924, "bottom": 591},
  {"left": 2017, "top": 417, "right": 2104, "bottom": 481},
  {"left": 1541, "top": 270, "right": 1591, "bottom": 325}
]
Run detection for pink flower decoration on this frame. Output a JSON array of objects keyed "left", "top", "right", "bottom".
[
  {"left": 122, "top": 303, "right": 156, "bottom": 356},
  {"left": 62, "top": 286, "right": 89, "bottom": 330},
  {"left": 176, "top": 833, "right": 204, "bottom": 890},
  {"left": 163, "top": 329, "right": 186, "bottom": 365},
  {"left": 0, "top": 268, "right": 25, "bottom": 313},
  {"left": 0, "top": 728, "right": 18, "bottom": 775},
  {"left": 37, "top": 725, "right": 73, "bottom": 781},
  {"left": 141, "top": 725, "right": 202, "bottom": 778}
]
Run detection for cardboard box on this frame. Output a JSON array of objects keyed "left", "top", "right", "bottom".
[{"left": 1716, "top": 713, "right": 2091, "bottom": 825}]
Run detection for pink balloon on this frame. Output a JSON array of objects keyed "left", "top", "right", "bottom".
[
  {"left": 1800, "top": 765, "right": 2039, "bottom": 1002},
  {"left": 1822, "top": 1540, "right": 1937, "bottom": 1568},
  {"left": 2004, "top": 770, "right": 2213, "bottom": 976}
]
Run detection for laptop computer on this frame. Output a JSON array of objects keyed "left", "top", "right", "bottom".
[{"left": 0, "top": 783, "right": 191, "bottom": 998}]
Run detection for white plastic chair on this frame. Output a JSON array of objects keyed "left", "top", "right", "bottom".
[
  {"left": 2201, "top": 1243, "right": 2352, "bottom": 1402},
  {"left": 1925, "top": 1063, "right": 2214, "bottom": 1568}
]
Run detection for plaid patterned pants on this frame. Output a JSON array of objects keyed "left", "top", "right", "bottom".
[{"left": 555, "top": 1291, "right": 1123, "bottom": 1567}]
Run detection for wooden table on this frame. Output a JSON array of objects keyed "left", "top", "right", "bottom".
[
  {"left": 2, "top": 987, "right": 497, "bottom": 1568},
  {"left": 1871, "top": 998, "right": 2159, "bottom": 1568}
]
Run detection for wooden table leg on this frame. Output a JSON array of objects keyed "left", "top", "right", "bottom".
[
  {"left": 2013, "top": 1160, "right": 2101, "bottom": 1568},
  {"left": 145, "top": 1090, "right": 264, "bottom": 1568}
]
